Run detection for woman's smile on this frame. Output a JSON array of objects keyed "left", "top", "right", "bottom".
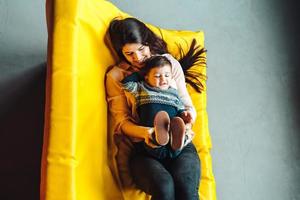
[{"left": 122, "top": 43, "right": 151, "bottom": 67}]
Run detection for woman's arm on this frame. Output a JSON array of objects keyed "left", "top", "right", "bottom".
[
  {"left": 164, "top": 54, "right": 197, "bottom": 122},
  {"left": 106, "top": 68, "right": 152, "bottom": 140},
  {"left": 120, "top": 121, "right": 154, "bottom": 144}
]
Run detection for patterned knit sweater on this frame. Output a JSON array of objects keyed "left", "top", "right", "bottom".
[{"left": 122, "top": 72, "right": 185, "bottom": 126}]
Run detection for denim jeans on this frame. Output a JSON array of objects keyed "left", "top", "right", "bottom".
[
  {"left": 129, "top": 143, "right": 200, "bottom": 200},
  {"left": 134, "top": 142, "right": 181, "bottom": 159}
]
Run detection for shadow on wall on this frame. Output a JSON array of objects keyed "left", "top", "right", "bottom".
[
  {"left": 281, "top": 0, "right": 300, "bottom": 197},
  {"left": 0, "top": 63, "right": 46, "bottom": 200},
  {"left": 282, "top": 1, "right": 300, "bottom": 146}
]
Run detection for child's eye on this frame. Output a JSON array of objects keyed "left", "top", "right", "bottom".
[{"left": 164, "top": 73, "right": 171, "bottom": 77}]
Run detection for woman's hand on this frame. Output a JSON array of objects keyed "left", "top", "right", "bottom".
[{"left": 143, "top": 127, "right": 160, "bottom": 148}]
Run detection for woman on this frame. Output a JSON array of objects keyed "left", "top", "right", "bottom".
[{"left": 106, "top": 17, "right": 203, "bottom": 200}]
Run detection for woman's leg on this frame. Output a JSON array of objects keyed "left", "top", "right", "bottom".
[
  {"left": 167, "top": 143, "right": 200, "bottom": 200},
  {"left": 130, "top": 153, "right": 175, "bottom": 200}
]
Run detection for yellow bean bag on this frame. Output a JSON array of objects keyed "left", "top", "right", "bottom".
[{"left": 41, "top": 0, "right": 216, "bottom": 199}]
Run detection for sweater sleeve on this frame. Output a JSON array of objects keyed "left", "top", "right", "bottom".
[
  {"left": 106, "top": 71, "right": 133, "bottom": 133},
  {"left": 106, "top": 67, "right": 150, "bottom": 140},
  {"left": 122, "top": 72, "right": 141, "bottom": 96},
  {"left": 122, "top": 81, "right": 138, "bottom": 95},
  {"left": 121, "top": 71, "right": 143, "bottom": 84},
  {"left": 164, "top": 53, "right": 197, "bottom": 122}
]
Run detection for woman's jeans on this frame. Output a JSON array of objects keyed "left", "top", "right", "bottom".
[
  {"left": 129, "top": 142, "right": 201, "bottom": 200},
  {"left": 134, "top": 142, "right": 181, "bottom": 159}
]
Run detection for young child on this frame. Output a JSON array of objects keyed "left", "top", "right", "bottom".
[{"left": 121, "top": 55, "right": 195, "bottom": 159}]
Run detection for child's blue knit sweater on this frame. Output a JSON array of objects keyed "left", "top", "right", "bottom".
[{"left": 122, "top": 72, "right": 185, "bottom": 127}]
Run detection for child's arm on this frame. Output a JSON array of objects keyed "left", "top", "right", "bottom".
[
  {"left": 121, "top": 71, "right": 143, "bottom": 84},
  {"left": 120, "top": 73, "right": 157, "bottom": 146},
  {"left": 122, "top": 72, "right": 143, "bottom": 95}
]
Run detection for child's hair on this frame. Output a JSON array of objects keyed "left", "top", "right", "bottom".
[{"left": 141, "top": 55, "right": 172, "bottom": 76}]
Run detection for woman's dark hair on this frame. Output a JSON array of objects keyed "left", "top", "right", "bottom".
[
  {"left": 108, "top": 17, "right": 207, "bottom": 93},
  {"left": 141, "top": 55, "right": 172, "bottom": 75},
  {"left": 108, "top": 17, "right": 168, "bottom": 62},
  {"left": 178, "top": 39, "right": 207, "bottom": 93}
]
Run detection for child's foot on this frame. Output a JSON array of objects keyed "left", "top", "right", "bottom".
[
  {"left": 170, "top": 117, "right": 186, "bottom": 151},
  {"left": 153, "top": 111, "right": 170, "bottom": 145}
]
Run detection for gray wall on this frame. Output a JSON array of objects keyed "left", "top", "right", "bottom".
[
  {"left": 0, "top": 1, "right": 47, "bottom": 199},
  {"left": 1, "top": 0, "right": 299, "bottom": 199},
  {"left": 0, "top": 0, "right": 47, "bottom": 114}
]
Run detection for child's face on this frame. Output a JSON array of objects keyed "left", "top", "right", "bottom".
[{"left": 145, "top": 65, "right": 172, "bottom": 90}]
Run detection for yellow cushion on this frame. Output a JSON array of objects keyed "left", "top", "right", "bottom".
[{"left": 42, "top": 0, "right": 216, "bottom": 200}]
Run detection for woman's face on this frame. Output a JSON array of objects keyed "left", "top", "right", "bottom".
[{"left": 122, "top": 43, "right": 151, "bottom": 68}]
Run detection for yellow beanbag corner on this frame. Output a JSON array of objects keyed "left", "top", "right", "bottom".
[{"left": 41, "top": 0, "right": 216, "bottom": 200}]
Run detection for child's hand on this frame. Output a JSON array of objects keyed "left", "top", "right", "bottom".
[{"left": 180, "top": 111, "right": 193, "bottom": 124}]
